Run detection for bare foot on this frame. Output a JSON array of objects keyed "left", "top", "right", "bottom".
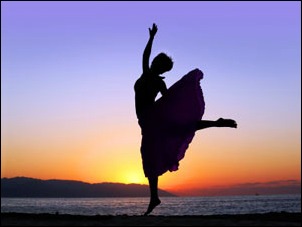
[
  {"left": 216, "top": 118, "right": 237, "bottom": 128},
  {"left": 144, "top": 198, "right": 161, "bottom": 216}
]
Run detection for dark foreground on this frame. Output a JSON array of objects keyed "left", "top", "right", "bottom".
[{"left": 1, "top": 212, "right": 301, "bottom": 226}]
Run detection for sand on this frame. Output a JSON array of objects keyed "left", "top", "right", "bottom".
[{"left": 1, "top": 212, "right": 301, "bottom": 226}]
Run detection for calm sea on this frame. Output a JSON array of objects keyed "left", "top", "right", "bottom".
[{"left": 1, "top": 194, "right": 300, "bottom": 216}]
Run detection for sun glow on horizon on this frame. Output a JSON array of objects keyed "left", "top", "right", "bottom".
[{"left": 121, "top": 170, "right": 148, "bottom": 185}]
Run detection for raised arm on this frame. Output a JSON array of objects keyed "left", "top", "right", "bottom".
[{"left": 143, "top": 23, "right": 158, "bottom": 73}]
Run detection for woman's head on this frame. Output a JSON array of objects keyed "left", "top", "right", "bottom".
[{"left": 151, "top": 53, "right": 173, "bottom": 75}]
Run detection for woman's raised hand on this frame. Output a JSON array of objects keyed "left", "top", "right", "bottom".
[{"left": 149, "top": 23, "right": 158, "bottom": 38}]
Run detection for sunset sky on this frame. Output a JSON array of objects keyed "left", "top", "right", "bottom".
[{"left": 1, "top": 1, "right": 301, "bottom": 195}]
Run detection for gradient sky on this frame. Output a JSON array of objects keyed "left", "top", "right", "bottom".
[{"left": 1, "top": 1, "right": 301, "bottom": 193}]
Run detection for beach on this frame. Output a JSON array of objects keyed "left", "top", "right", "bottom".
[{"left": 1, "top": 212, "right": 301, "bottom": 226}]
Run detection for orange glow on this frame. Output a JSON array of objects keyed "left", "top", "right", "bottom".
[
  {"left": 1, "top": 118, "right": 301, "bottom": 195},
  {"left": 121, "top": 170, "right": 148, "bottom": 185}
]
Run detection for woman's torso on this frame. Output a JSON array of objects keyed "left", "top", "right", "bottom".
[{"left": 134, "top": 72, "right": 165, "bottom": 118}]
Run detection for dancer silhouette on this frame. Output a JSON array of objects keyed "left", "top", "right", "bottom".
[{"left": 134, "top": 23, "right": 237, "bottom": 215}]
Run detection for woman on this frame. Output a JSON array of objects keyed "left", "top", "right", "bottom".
[{"left": 134, "top": 23, "right": 237, "bottom": 215}]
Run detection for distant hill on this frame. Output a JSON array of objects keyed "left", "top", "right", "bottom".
[{"left": 1, "top": 177, "right": 175, "bottom": 197}]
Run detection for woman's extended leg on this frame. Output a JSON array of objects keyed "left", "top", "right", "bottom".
[
  {"left": 196, "top": 118, "right": 237, "bottom": 130},
  {"left": 144, "top": 176, "right": 161, "bottom": 215}
]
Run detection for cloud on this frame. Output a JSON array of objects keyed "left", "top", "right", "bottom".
[
  {"left": 170, "top": 180, "right": 301, "bottom": 196},
  {"left": 233, "top": 180, "right": 301, "bottom": 188}
]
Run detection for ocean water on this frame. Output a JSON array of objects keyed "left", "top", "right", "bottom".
[{"left": 1, "top": 194, "right": 300, "bottom": 216}]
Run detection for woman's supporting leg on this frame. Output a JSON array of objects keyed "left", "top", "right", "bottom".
[{"left": 144, "top": 176, "right": 161, "bottom": 215}]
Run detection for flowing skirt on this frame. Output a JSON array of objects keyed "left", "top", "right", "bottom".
[{"left": 138, "top": 68, "right": 205, "bottom": 177}]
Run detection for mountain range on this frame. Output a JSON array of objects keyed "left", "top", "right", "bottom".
[{"left": 1, "top": 177, "right": 175, "bottom": 197}]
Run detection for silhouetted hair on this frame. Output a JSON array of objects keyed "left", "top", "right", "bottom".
[{"left": 151, "top": 53, "right": 173, "bottom": 74}]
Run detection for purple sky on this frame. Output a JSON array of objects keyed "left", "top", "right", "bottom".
[{"left": 1, "top": 1, "right": 301, "bottom": 187}]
